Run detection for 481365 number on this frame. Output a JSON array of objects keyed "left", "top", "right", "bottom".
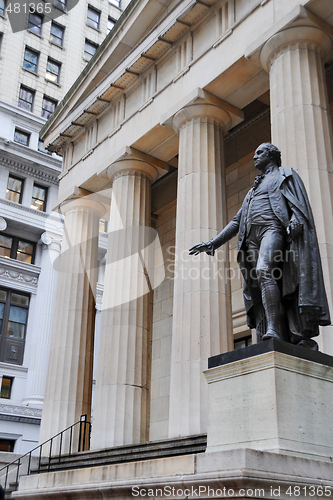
[{"left": 6, "top": 3, "right": 52, "bottom": 14}]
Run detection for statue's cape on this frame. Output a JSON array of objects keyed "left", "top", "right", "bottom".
[{"left": 244, "top": 167, "right": 331, "bottom": 337}]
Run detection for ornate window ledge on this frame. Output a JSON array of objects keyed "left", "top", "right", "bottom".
[{"left": 0, "top": 256, "right": 41, "bottom": 294}]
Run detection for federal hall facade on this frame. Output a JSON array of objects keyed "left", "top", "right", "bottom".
[{"left": 15, "top": 0, "right": 333, "bottom": 497}]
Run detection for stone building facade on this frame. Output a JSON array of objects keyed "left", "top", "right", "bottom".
[{"left": 14, "top": 0, "right": 333, "bottom": 496}]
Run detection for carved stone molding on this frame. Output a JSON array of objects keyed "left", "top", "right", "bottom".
[
  {"left": 0, "top": 404, "right": 42, "bottom": 418},
  {"left": 0, "top": 269, "right": 38, "bottom": 284},
  {"left": 40, "top": 232, "right": 62, "bottom": 253},
  {"left": 0, "top": 217, "right": 7, "bottom": 230},
  {"left": 0, "top": 198, "right": 64, "bottom": 222},
  {"left": 96, "top": 282, "right": 104, "bottom": 311},
  {"left": 0, "top": 257, "right": 40, "bottom": 293},
  {"left": 0, "top": 155, "right": 60, "bottom": 185},
  {"left": 0, "top": 404, "right": 42, "bottom": 424}
]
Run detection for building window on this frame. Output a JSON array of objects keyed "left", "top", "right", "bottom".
[
  {"left": 0, "top": 288, "right": 30, "bottom": 365},
  {"left": 45, "top": 58, "right": 61, "bottom": 83},
  {"left": 0, "top": 235, "right": 12, "bottom": 258},
  {"left": 87, "top": 6, "right": 100, "bottom": 30},
  {"left": 109, "top": 0, "right": 120, "bottom": 7},
  {"left": 23, "top": 47, "right": 39, "bottom": 73},
  {"left": 52, "top": 0, "right": 66, "bottom": 11},
  {"left": 99, "top": 219, "right": 108, "bottom": 232},
  {"left": 107, "top": 17, "right": 115, "bottom": 34},
  {"left": 18, "top": 86, "right": 35, "bottom": 112},
  {"left": 234, "top": 335, "right": 252, "bottom": 350},
  {"left": 0, "top": 0, "right": 5, "bottom": 16},
  {"left": 14, "top": 128, "right": 30, "bottom": 146},
  {"left": 28, "top": 12, "right": 43, "bottom": 35},
  {"left": 0, "top": 233, "right": 35, "bottom": 264},
  {"left": 38, "top": 140, "right": 51, "bottom": 155},
  {"left": 6, "top": 175, "right": 24, "bottom": 204},
  {"left": 0, "top": 440, "right": 15, "bottom": 452},
  {"left": 50, "top": 21, "right": 64, "bottom": 46},
  {"left": 84, "top": 39, "right": 98, "bottom": 61},
  {"left": 1, "top": 376, "right": 13, "bottom": 399},
  {"left": 31, "top": 184, "right": 47, "bottom": 211},
  {"left": 42, "top": 96, "right": 57, "bottom": 119}
]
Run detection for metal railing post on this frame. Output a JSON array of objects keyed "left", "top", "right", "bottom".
[
  {"left": 27, "top": 452, "right": 32, "bottom": 475},
  {"left": 38, "top": 445, "right": 42, "bottom": 474},
  {"left": 58, "top": 431, "right": 63, "bottom": 465},
  {"left": 15, "top": 459, "right": 20, "bottom": 489},
  {"left": 69, "top": 425, "right": 73, "bottom": 457},
  {"left": 48, "top": 439, "right": 53, "bottom": 471},
  {"left": 4, "top": 465, "right": 9, "bottom": 491}
]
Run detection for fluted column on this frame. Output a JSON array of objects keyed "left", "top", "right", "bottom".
[
  {"left": 260, "top": 26, "right": 333, "bottom": 352},
  {"left": 168, "top": 103, "right": 234, "bottom": 438},
  {"left": 39, "top": 197, "right": 104, "bottom": 445},
  {"left": 91, "top": 160, "right": 158, "bottom": 450},
  {"left": 23, "top": 233, "right": 61, "bottom": 407}
]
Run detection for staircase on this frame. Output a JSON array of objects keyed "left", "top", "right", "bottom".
[
  {"left": 35, "top": 434, "right": 207, "bottom": 474},
  {"left": 0, "top": 415, "right": 91, "bottom": 497}
]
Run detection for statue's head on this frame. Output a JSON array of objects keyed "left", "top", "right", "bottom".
[{"left": 253, "top": 142, "right": 281, "bottom": 170}]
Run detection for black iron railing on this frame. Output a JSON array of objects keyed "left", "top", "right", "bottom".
[{"left": 0, "top": 414, "right": 91, "bottom": 494}]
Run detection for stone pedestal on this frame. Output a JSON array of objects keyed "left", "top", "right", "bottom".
[
  {"left": 204, "top": 339, "right": 333, "bottom": 459},
  {"left": 168, "top": 101, "right": 236, "bottom": 439}
]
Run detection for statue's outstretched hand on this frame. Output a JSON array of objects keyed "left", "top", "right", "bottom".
[{"left": 189, "top": 242, "right": 214, "bottom": 256}]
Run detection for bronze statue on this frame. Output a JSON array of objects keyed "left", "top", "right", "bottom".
[{"left": 189, "top": 143, "right": 330, "bottom": 350}]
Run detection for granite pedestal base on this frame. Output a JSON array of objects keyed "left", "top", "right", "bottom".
[{"left": 204, "top": 339, "right": 333, "bottom": 459}]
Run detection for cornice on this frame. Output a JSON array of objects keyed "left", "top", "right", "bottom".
[
  {"left": 0, "top": 153, "right": 60, "bottom": 185},
  {"left": 0, "top": 100, "right": 47, "bottom": 128},
  {"left": 0, "top": 404, "right": 42, "bottom": 424},
  {"left": 0, "top": 198, "right": 64, "bottom": 222}
]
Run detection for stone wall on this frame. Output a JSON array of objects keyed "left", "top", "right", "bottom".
[{"left": 149, "top": 203, "right": 176, "bottom": 440}]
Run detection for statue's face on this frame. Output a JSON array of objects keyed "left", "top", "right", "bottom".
[{"left": 253, "top": 145, "right": 270, "bottom": 171}]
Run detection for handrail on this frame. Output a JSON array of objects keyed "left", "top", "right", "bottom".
[{"left": 0, "top": 414, "right": 91, "bottom": 493}]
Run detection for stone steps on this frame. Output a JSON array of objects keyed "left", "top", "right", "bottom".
[{"left": 33, "top": 434, "right": 207, "bottom": 473}]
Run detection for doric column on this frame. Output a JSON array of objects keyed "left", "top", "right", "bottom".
[
  {"left": 39, "top": 197, "right": 104, "bottom": 445},
  {"left": 260, "top": 26, "right": 333, "bottom": 352},
  {"left": 91, "top": 159, "right": 158, "bottom": 450},
  {"left": 168, "top": 102, "right": 234, "bottom": 438},
  {"left": 23, "top": 232, "right": 61, "bottom": 407}
]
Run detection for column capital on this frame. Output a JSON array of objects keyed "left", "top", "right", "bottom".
[
  {"left": 39, "top": 232, "right": 62, "bottom": 253},
  {"left": 106, "top": 158, "right": 160, "bottom": 184},
  {"left": 260, "top": 25, "right": 333, "bottom": 72},
  {"left": 172, "top": 103, "right": 231, "bottom": 135},
  {"left": 160, "top": 88, "right": 243, "bottom": 134},
  {"left": 60, "top": 195, "right": 106, "bottom": 219}
]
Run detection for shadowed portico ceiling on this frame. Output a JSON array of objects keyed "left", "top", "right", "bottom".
[{"left": 46, "top": 0, "right": 218, "bottom": 154}]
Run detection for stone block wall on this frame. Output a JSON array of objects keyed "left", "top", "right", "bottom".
[{"left": 149, "top": 203, "right": 176, "bottom": 440}]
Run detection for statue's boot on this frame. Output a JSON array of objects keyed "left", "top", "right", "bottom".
[{"left": 258, "top": 270, "right": 284, "bottom": 341}]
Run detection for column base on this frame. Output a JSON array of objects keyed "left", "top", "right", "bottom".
[{"left": 204, "top": 339, "right": 333, "bottom": 460}]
